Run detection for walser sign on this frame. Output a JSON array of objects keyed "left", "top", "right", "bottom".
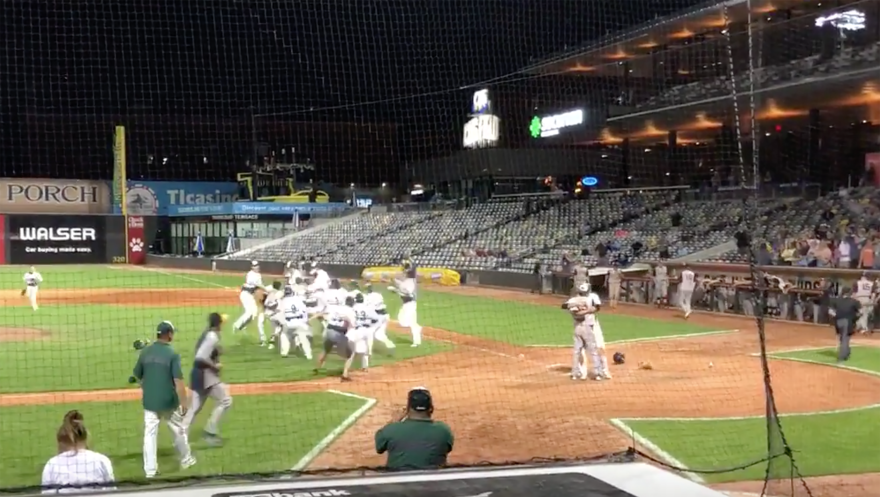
[
  {"left": 7, "top": 215, "right": 108, "bottom": 264},
  {"left": 0, "top": 178, "right": 111, "bottom": 214}
]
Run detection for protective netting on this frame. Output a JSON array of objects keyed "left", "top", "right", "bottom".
[{"left": 2, "top": 0, "right": 878, "bottom": 495}]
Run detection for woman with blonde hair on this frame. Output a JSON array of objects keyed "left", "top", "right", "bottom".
[{"left": 41, "top": 410, "right": 115, "bottom": 494}]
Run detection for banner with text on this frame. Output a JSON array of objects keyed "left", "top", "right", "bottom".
[
  {"left": 6, "top": 215, "right": 107, "bottom": 264},
  {"left": 0, "top": 179, "right": 112, "bottom": 214},
  {"left": 127, "top": 216, "right": 145, "bottom": 265},
  {"left": 117, "top": 181, "right": 240, "bottom": 216}
]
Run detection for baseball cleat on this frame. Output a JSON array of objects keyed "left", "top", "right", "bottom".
[
  {"left": 203, "top": 432, "right": 222, "bottom": 447},
  {"left": 181, "top": 456, "right": 197, "bottom": 469},
  {"left": 684, "top": 311, "right": 691, "bottom": 319},
  {"left": 341, "top": 375, "right": 352, "bottom": 382},
  {"left": 267, "top": 343, "right": 275, "bottom": 350}
]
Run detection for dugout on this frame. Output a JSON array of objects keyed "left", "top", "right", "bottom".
[{"left": 162, "top": 201, "right": 351, "bottom": 256}]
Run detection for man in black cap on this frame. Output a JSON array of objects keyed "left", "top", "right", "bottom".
[
  {"left": 830, "top": 287, "right": 861, "bottom": 363},
  {"left": 374, "top": 387, "right": 453, "bottom": 470},
  {"left": 132, "top": 321, "right": 196, "bottom": 478}
]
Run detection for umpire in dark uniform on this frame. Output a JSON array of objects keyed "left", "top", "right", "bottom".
[{"left": 829, "top": 287, "right": 860, "bottom": 363}]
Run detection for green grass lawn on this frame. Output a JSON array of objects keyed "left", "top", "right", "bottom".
[
  {"left": 613, "top": 345, "right": 880, "bottom": 483},
  {"left": 0, "top": 391, "right": 370, "bottom": 490},
  {"left": 771, "top": 345, "right": 880, "bottom": 376}
]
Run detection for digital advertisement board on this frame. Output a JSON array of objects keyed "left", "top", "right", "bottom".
[
  {"left": 6, "top": 215, "right": 108, "bottom": 264},
  {"left": 119, "top": 181, "right": 240, "bottom": 216}
]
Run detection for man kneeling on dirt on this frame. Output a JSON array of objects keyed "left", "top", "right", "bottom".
[{"left": 374, "top": 387, "right": 453, "bottom": 471}]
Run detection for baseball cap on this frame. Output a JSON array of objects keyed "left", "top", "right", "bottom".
[
  {"left": 407, "top": 387, "right": 433, "bottom": 412},
  {"left": 156, "top": 321, "right": 175, "bottom": 336}
]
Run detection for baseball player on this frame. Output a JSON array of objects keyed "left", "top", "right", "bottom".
[
  {"left": 351, "top": 293, "right": 381, "bottom": 370},
  {"left": 855, "top": 272, "right": 875, "bottom": 333},
  {"left": 261, "top": 281, "right": 284, "bottom": 349},
  {"left": 314, "top": 295, "right": 358, "bottom": 381},
  {"left": 653, "top": 262, "right": 669, "bottom": 307},
  {"left": 232, "top": 261, "right": 266, "bottom": 333},
  {"left": 22, "top": 266, "right": 43, "bottom": 311},
  {"left": 255, "top": 280, "right": 284, "bottom": 347},
  {"left": 309, "top": 265, "right": 331, "bottom": 293},
  {"left": 277, "top": 285, "right": 313, "bottom": 359},
  {"left": 284, "top": 261, "right": 304, "bottom": 285},
  {"left": 364, "top": 283, "right": 395, "bottom": 352},
  {"left": 563, "top": 283, "right": 610, "bottom": 381},
  {"left": 348, "top": 281, "right": 363, "bottom": 300},
  {"left": 389, "top": 270, "right": 422, "bottom": 347},
  {"left": 182, "top": 313, "right": 231, "bottom": 447},
  {"left": 679, "top": 264, "right": 696, "bottom": 319}
]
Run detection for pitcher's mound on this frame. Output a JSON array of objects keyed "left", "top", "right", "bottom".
[{"left": 0, "top": 327, "right": 50, "bottom": 342}]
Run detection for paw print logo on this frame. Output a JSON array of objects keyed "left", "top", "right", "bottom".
[{"left": 129, "top": 238, "right": 144, "bottom": 252}]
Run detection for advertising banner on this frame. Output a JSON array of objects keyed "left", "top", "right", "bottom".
[
  {"left": 7, "top": 215, "right": 107, "bottom": 264},
  {"left": 127, "top": 216, "right": 146, "bottom": 265},
  {"left": 119, "top": 181, "right": 240, "bottom": 216},
  {"left": 361, "top": 266, "right": 461, "bottom": 286},
  {"left": 0, "top": 179, "right": 112, "bottom": 214}
]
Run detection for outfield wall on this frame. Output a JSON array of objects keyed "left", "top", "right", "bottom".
[
  {"left": 146, "top": 255, "right": 875, "bottom": 326},
  {"left": 0, "top": 214, "right": 162, "bottom": 266}
]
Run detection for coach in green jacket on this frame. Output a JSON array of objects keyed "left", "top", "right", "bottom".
[
  {"left": 132, "top": 321, "right": 196, "bottom": 479},
  {"left": 375, "top": 387, "right": 453, "bottom": 470}
]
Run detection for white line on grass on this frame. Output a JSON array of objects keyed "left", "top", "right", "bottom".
[
  {"left": 758, "top": 349, "right": 880, "bottom": 379},
  {"left": 107, "top": 265, "right": 232, "bottom": 289},
  {"left": 525, "top": 329, "right": 740, "bottom": 348},
  {"left": 289, "top": 390, "right": 377, "bottom": 473},
  {"left": 608, "top": 418, "right": 705, "bottom": 483},
  {"left": 618, "top": 402, "right": 880, "bottom": 422}
]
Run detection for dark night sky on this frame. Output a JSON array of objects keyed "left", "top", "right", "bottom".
[{"left": 0, "top": 0, "right": 706, "bottom": 184}]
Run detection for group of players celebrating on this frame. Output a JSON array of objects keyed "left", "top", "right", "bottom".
[{"left": 231, "top": 259, "right": 420, "bottom": 381}]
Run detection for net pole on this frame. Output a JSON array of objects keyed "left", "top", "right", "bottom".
[{"left": 113, "top": 125, "right": 128, "bottom": 263}]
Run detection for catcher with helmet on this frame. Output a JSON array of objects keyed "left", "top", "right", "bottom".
[{"left": 562, "top": 283, "right": 611, "bottom": 381}]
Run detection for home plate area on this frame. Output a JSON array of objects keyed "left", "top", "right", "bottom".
[{"left": 102, "top": 464, "right": 728, "bottom": 497}]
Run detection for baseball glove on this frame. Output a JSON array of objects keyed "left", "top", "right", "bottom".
[
  {"left": 638, "top": 361, "right": 654, "bottom": 370},
  {"left": 19, "top": 289, "right": 26, "bottom": 297},
  {"left": 613, "top": 352, "right": 625, "bottom": 365},
  {"left": 133, "top": 339, "right": 148, "bottom": 351}
]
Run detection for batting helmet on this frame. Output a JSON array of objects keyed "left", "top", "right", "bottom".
[{"left": 613, "top": 352, "right": 625, "bottom": 365}]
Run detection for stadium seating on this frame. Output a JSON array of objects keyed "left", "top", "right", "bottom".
[{"left": 636, "top": 41, "right": 880, "bottom": 111}]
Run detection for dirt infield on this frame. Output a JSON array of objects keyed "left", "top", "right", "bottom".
[
  {"left": 0, "top": 284, "right": 875, "bottom": 496},
  {"left": 0, "top": 327, "right": 50, "bottom": 342}
]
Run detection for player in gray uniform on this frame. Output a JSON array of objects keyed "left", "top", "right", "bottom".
[
  {"left": 182, "top": 312, "right": 231, "bottom": 446},
  {"left": 313, "top": 296, "right": 357, "bottom": 381}
]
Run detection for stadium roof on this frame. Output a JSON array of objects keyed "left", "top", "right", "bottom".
[{"left": 522, "top": 0, "right": 810, "bottom": 76}]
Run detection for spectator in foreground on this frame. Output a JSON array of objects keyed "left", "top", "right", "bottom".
[
  {"left": 375, "top": 387, "right": 453, "bottom": 470},
  {"left": 41, "top": 410, "right": 115, "bottom": 494}
]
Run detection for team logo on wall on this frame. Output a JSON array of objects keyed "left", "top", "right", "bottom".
[{"left": 126, "top": 184, "right": 159, "bottom": 215}]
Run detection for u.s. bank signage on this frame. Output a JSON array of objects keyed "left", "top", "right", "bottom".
[
  {"left": 463, "top": 115, "right": 500, "bottom": 149},
  {"left": 529, "top": 109, "right": 585, "bottom": 138}
]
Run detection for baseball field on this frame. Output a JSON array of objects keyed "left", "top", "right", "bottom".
[{"left": 0, "top": 264, "right": 879, "bottom": 496}]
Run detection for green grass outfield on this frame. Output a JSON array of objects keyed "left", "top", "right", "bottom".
[
  {"left": 0, "top": 264, "right": 726, "bottom": 393},
  {"left": 612, "top": 346, "right": 880, "bottom": 483},
  {"left": 0, "top": 391, "right": 372, "bottom": 489}
]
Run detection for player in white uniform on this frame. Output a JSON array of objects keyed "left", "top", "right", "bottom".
[
  {"left": 855, "top": 273, "right": 875, "bottom": 333},
  {"left": 321, "top": 280, "right": 348, "bottom": 335},
  {"left": 260, "top": 282, "right": 284, "bottom": 349},
  {"left": 276, "top": 286, "right": 314, "bottom": 359},
  {"left": 388, "top": 280, "right": 422, "bottom": 347},
  {"left": 285, "top": 261, "right": 305, "bottom": 286},
  {"left": 314, "top": 296, "right": 358, "bottom": 381},
  {"left": 232, "top": 261, "right": 266, "bottom": 333},
  {"left": 679, "top": 265, "right": 696, "bottom": 319},
  {"left": 351, "top": 293, "right": 381, "bottom": 371},
  {"left": 255, "top": 279, "right": 285, "bottom": 347},
  {"left": 22, "top": 266, "right": 43, "bottom": 311},
  {"left": 363, "top": 283, "right": 395, "bottom": 352},
  {"left": 564, "top": 283, "right": 610, "bottom": 381}
]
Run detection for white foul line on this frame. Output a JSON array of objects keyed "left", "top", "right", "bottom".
[
  {"left": 608, "top": 418, "right": 705, "bottom": 484},
  {"left": 289, "top": 390, "right": 377, "bottom": 473},
  {"left": 525, "top": 329, "right": 740, "bottom": 348}
]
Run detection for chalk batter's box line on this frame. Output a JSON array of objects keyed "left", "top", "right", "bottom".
[{"left": 526, "top": 329, "right": 740, "bottom": 348}]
